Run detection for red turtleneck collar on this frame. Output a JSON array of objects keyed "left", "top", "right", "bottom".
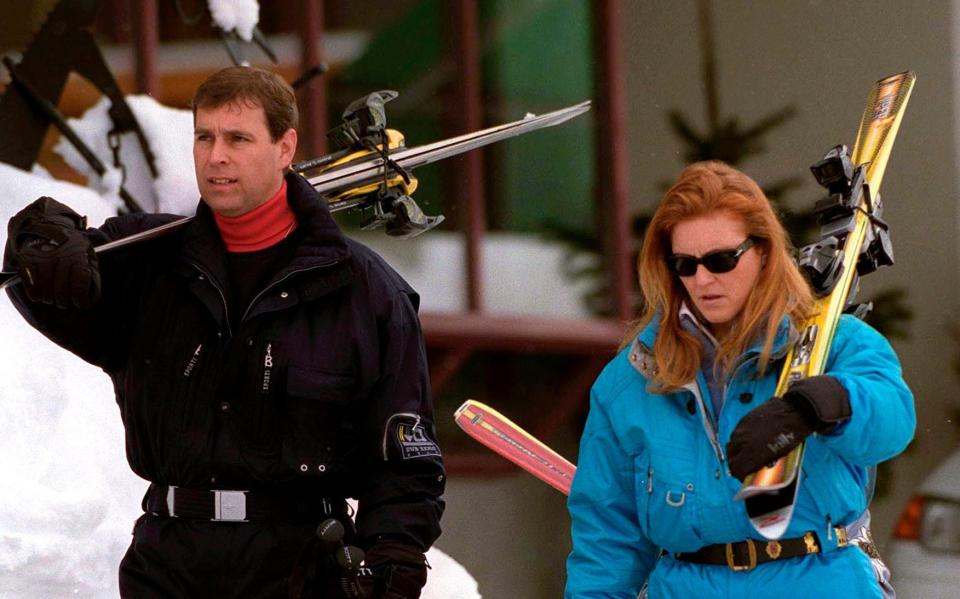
[{"left": 212, "top": 180, "right": 297, "bottom": 252}]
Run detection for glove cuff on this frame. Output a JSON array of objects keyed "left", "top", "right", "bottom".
[
  {"left": 9, "top": 197, "right": 88, "bottom": 250},
  {"left": 784, "top": 375, "right": 851, "bottom": 431},
  {"left": 364, "top": 540, "right": 427, "bottom": 568},
  {"left": 364, "top": 541, "right": 428, "bottom": 599}
]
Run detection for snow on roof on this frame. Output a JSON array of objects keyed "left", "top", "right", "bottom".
[{"left": 207, "top": 0, "right": 260, "bottom": 42}]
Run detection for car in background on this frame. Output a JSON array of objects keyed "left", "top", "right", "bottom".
[{"left": 887, "top": 448, "right": 960, "bottom": 598}]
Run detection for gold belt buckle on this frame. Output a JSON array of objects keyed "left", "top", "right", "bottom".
[
  {"left": 725, "top": 539, "right": 758, "bottom": 571},
  {"left": 804, "top": 531, "right": 821, "bottom": 554},
  {"left": 835, "top": 526, "right": 849, "bottom": 548}
]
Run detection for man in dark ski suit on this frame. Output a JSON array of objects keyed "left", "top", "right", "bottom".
[{"left": 4, "top": 66, "right": 444, "bottom": 598}]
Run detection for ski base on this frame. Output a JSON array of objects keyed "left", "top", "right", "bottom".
[{"left": 454, "top": 399, "right": 576, "bottom": 495}]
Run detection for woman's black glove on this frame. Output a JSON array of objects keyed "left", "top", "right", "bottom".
[
  {"left": 6, "top": 196, "right": 100, "bottom": 309},
  {"left": 359, "top": 540, "right": 428, "bottom": 599},
  {"left": 726, "top": 375, "right": 851, "bottom": 481}
]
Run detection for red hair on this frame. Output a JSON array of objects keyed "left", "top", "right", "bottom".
[{"left": 629, "top": 161, "right": 813, "bottom": 392}]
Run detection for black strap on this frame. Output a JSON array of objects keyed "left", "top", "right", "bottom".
[
  {"left": 143, "top": 484, "right": 345, "bottom": 523},
  {"left": 674, "top": 532, "right": 824, "bottom": 571}
]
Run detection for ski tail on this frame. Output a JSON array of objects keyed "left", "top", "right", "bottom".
[
  {"left": 309, "top": 102, "right": 591, "bottom": 196},
  {"left": 736, "top": 71, "right": 915, "bottom": 539},
  {"left": 0, "top": 271, "right": 16, "bottom": 292},
  {"left": 454, "top": 399, "right": 576, "bottom": 495},
  {"left": 853, "top": 72, "right": 916, "bottom": 186}
]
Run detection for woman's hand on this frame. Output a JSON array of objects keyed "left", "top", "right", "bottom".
[{"left": 726, "top": 375, "right": 851, "bottom": 480}]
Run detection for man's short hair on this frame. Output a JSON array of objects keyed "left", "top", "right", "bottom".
[{"left": 191, "top": 66, "right": 298, "bottom": 142}]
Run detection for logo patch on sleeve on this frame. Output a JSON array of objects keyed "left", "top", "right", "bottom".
[{"left": 395, "top": 420, "right": 441, "bottom": 460}]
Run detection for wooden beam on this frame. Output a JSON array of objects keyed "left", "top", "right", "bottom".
[{"left": 422, "top": 313, "right": 625, "bottom": 354}]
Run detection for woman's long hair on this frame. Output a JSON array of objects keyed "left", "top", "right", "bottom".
[{"left": 628, "top": 160, "right": 813, "bottom": 392}]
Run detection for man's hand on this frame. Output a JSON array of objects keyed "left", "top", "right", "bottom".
[
  {"left": 359, "top": 541, "right": 428, "bottom": 599},
  {"left": 726, "top": 375, "right": 851, "bottom": 481},
  {"left": 7, "top": 196, "right": 100, "bottom": 309}
]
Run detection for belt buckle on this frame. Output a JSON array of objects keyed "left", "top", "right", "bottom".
[
  {"left": 835, "top": 526, "right": 849, "bottom": 548},
  {"left": 725, "top": 539, "right": 758, "bottom": 571},
  {"left": 213, "top": 490, "right": 248, "bottom": 522},
  {"left": 166, "top": 486, "right": 178, "bottom": 517}
]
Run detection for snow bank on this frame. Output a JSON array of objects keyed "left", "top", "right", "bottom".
[{"left": 54, "top": 95, "right": 198, "bottom": 215}]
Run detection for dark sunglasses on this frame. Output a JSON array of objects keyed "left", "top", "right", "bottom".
[{"left": 666, "top": 237, "right": 756, "bottom": 277}]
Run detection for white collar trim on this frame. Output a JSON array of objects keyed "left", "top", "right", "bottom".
[{"left": 679, "top": 302, "right": 719, "bottom": 347}]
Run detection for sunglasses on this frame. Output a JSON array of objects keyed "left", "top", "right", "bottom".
[{"left": 666, "top": 237, "right": 756, "bottom": 277}]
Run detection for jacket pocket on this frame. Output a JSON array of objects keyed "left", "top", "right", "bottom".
[
  {"left": 638, "top": 449, "right": 705, "bottom": 553},
  {"left": 280, "top": 365, "right": 355, "bottom": 479}
]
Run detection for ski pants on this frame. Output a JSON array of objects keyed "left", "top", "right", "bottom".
[{"left": 119, "top": 513, "right": 344, "bottom": 598}]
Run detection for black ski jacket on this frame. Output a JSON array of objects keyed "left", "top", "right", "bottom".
[{"left": 4, "top": 173, "right": 444, "bottom": 550}]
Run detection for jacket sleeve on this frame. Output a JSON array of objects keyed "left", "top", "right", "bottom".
[
  {"left": 819, "top": 314, "right": 915, "bottom": 465},
  {"left": 354, "top": 289, "right": 444, "bottom": 551},
  {"left": 565, "top": 385, "right": 657, "bottom": 599},
  {"left": 4, "top": 221, "right": 117, "bottom": 368},
  {"left": 3, "top": 213, "right": 176, "bottom": 371}
]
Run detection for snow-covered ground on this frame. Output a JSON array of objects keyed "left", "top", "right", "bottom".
[{"left": 0, "top": 95, "right": 492, "bottom": 598}]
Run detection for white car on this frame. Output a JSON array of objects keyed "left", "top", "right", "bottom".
[{"left": 887, "top": 448, "right": 960, "bottom": 598}]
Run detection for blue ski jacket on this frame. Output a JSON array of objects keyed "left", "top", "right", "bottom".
[{"left": 565, "top": 314, "right": 914, "bottom": 599}]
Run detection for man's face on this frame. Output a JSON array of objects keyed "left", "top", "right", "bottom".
[{"left": 193, "top": 100, "right": 297, "bottom": 217}]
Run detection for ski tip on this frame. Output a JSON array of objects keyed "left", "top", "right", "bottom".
[
  {"left": 0, "top": 271, "right": 20, "bottom": 292},
  {"left": 523, "top": 100, "right": 592, "bottom": 123},
  {"left": 454, "top": 399, "right": 477, "bottom": 419},
  {"left": 568, "top": 100, "right": 592, "bottom": 111},
  {"left": 878, "top": 71, "right": 916, "bottom": 85},
  {"left": 566, "top": 100, "right": 593, "bottom": 115},
  {"left": 454, "top": 399, "right": 493, "bottom": 424}
]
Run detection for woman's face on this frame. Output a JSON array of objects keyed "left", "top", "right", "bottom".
[{"left": 669, "top": 211, "right": 764, "bottom": 337}]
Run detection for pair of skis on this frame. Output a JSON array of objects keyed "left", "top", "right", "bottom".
[
  {"left": 457, "top": 72, "right": 915, "bottom": 541},
  {"left": 0, "top": 101, "right": 591, "bottom": 292},
  {"left": 737, "top": 71, "right": 914, "bottom": 538}
]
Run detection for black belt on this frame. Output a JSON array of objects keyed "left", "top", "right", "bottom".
[
  {"left": 143, "top": 484, "right": 344, "bottom": 523},
  {"left": 674, "top": 530, "right": 839, "bottom": 571}
]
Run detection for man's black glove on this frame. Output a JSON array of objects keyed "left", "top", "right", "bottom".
[
  {"left": 7, "top": 196, "right": 100, "bottom": 309},
  {"left": 358, "top": 540, "right": 428, "bottom": 599},
  {"left": 725, "top": 375, "right": 851, "bottom": 481}
]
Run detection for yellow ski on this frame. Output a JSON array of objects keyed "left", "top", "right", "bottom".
[{"left": 735, "top": 72, "right": 915, "bottom": 539}]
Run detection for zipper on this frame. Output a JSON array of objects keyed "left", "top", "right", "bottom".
[
  {"left": 239, "top": 259, "right": 341, "bottom": 325},
  {"left": 714, "top": 344, "right": 789, "bottom": 456},
  {"left": 186, "top": 260, "right": 232, "bottom": 339},
  {"left": 381, "top": 412, "right": 421, "bottom": 461},
  {"left": 261, "top": 342, "right": 274, "bottom": 394},
  {"left": 182, "top": 344, "right": 203, "bottom": 377},
  {"left": 683, "top": 379, "right": 725, "bottom": 466}
]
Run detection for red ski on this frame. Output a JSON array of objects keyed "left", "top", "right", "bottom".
[{"left": 454, "top": 399, "right": 576, "bottom": 495}]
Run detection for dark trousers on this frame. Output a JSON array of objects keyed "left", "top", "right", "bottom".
[{"left": 119, "top": 514, "right": 328, "bottom": 598}]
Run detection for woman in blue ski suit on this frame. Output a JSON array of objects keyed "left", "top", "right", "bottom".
[{"left": 565, "top": 161, "right": 914, "bottom": 599}]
